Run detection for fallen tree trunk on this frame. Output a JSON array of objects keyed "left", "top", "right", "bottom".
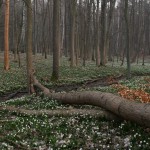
[
  {"left": 0, "top": 106, "right": 120, "bottom": 120},
  {"left": 34, "top": 77, "right": 150, "bottom": 127}
]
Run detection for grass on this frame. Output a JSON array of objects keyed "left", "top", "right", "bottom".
[
  {"left": 0, "top": 54, "right": 150, "bottom": 95},
  {"left": 0, "top": 96, "right": 150, "bottom": 149},
  {"left": 0, "top": 53, "right": 150, "bottom": 149}
]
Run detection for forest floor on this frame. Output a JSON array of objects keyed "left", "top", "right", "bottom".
[{"left": 0, "top": 53, "right": 150, "bottom": 149}]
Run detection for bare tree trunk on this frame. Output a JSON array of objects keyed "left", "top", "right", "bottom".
[
  {"left": 4, "top": 0, "right": 10, "bottom": 70},
  {"left": 51, "top": 0, "right": 60, "bottom": 81},
  {"left": 16, "top": 2, "right": 24, "bottom": 68},
  {"left": 42, "top": 0, "right": 49, "bottom": 59},
  {"left": 100, "top": 0, "right": 106, "bottom": 66},
  {"left": 33, "top": 0, "right": 36, "bottom": 55},
  {"left": 104, "top": 0, "right": 116, "bottom": 64},
  {"left": 33, "top": 77, "right": 150, "bottom": 128},
  {"left": 12, "top": 0, "right": 23, "bottom": 67},
  {"left": 13, "top": 0, "right": 18, "bottom": 62},
  {"left": 85, "top": 0, "right": 92, "bottom": 60},
  {"left": 26, "top": 0, "right": 35, "bottom": 94},
  {"left": 96, "top": 0, "right": 100, "bottom": 66},
  {"left": 60, "top": 0, "right": 65, "bottom": 56},
  {"left": 1, "top": 105, "right": 119, "bottom": 120},
  {"left": 70, "top": 0, "right": 77, "bottom": 67},
  {"left": 124, "top": 0, "right": 131, "bottom": 79}
]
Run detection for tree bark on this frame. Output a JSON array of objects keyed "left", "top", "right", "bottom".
[
  {"left": 100, "top": 0, "right": 106, "bottom": 66},
  {"left": 124, "top": 0, "right": 131, "bottom": 79},
  {"left": 96, "top": 0, "right": 100, "bottom": 66},
  {"left": 0, "top": 106, "right": 120, "bottom": 120},
  {"left": 13, "top": 0, "right": 18, "bottom": 62},
  {"left": 4, "top": 0, "right": 10, "bottom": 70},
  {"left": 51, "top": 0, "right": 60, "bottom": 81},
  {"left": 26, "top": 0, "right": 35, "bottom": 94},
  {"left": 104, "top": 0, "right": 116, "bottom": 64},
  {"left": 33, "top": 77, "right": 150, "bottom": 127},
  {"left": 70, "top": 0, "right": 77, "bottom": 67}
]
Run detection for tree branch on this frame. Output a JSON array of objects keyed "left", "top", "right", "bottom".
[{"left": 0, "top": 106, "right": 120, "bottom": 120}]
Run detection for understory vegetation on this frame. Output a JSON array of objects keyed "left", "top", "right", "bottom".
[{"left": 0, "top": 55, "right": 150, "bottom": 149}]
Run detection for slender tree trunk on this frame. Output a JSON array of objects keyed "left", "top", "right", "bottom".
[
  {"left": 26, "top": 0, "right": 35, "bottom": 94},
  {"left": 100, "top": 0, "right": 106, "bottom": 66},
  {"left": 104, "top": 0, "right": 116, "bottom": 64},
  {"left": 33, "top": 0, "right": 36, "bottom": 55},
  {"left": 61, "top": 0, "right": 65, "bottom": 56},
  {"left": 51, "top": 0, "right": 60, "bottom": 81},
  {"left": 64, "top": 1, "right": 68, "bottom": 57},
  {"left": 96, "top": 0, "right": 100, "bottom": 66},
  {"left": 70, "top": 0, "right": 77, "bottom": 67},
  {"left": 42, "top": 0, "right": 49, "bottom": 59},
  {"left": 13, "top": 0, "right": 18, "bottom": 62},
  {"left": 83, "top": 4, "right": 87, "bottom": 67},
  {"left": 142, "top": 48, "right": 145, "bottom": 66},
  {"left": 124, "top": 0, "right": 131, "bottom": 79},
  {"left": 4, "top": 0, "right": 10, "bottom": 70},
  {"left": 16, "top": 2, "right": 24, "bottom": 68},
  {"left": 85, "top": 0, "right": 92, "bottom": 60},
  {"left": 92, "top": 0, "right": 96, "bottom": 61}
]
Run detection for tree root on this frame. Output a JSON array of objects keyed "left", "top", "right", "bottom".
[
  {"left": 33, "top": 76, "right": 150, "bottom": 127},
  {"left": 0, "top": 105, "right": 121, "bottom": 120}
]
